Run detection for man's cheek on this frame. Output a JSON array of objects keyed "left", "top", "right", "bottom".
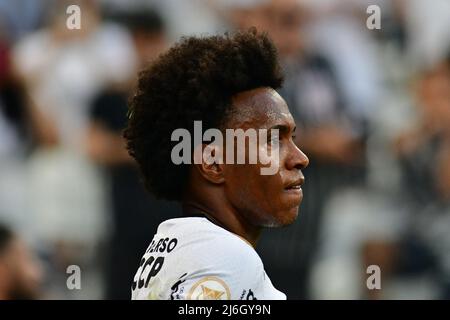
[{"left": 258, "top": 145, "right": 280, "bottom": 176}]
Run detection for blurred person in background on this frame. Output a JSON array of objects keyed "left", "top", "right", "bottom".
[
  {"left": 307, "top": 0, "right": 450, "bottom": 299},
  {"left": 0, "top": 223, "right": 43, "bottom": 300},
  {"left": 310, "top": 49, "right": 450, "bottom": 299},
  {"left": 12, "top": 0, "right": 136, "bottom": 149},
  {"left": 0, "top": 31, "right": 32, "bottom": 232},
  {"left": 0, "top": 26, "right": 54, "bottom": 238},
  {"left": 301, "top": 0, "right": 399, "bottom": 300},
  {"left": 11, "top": 0, "right": 137, "bottom": 298},
  {"left": 1, "top": 10, "right": 76, "bottom": 299},
  {"left": 86, "top": 8, "right": 181, "bottom": 299},
  {"left": 392, "top": 54, "right": 450, "bottom": 298},
  {"left": 395, "top": 56, "right": 450, "bottom": 207}
]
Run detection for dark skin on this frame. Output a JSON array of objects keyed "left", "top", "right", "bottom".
[
  {"left": 183, "top": 87, "right": 309, "bottom": 247},
  {"left": 0, "top": 237, "right": 43, "bottom": 300}
]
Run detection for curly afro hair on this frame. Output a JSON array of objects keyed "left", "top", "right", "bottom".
[{"left": 124, "top": 29, "right": 284, "bottom": 201}]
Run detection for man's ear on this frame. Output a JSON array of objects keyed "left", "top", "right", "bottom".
[{"left": 192, "top": 144, "right": 225, "bottom": 184}]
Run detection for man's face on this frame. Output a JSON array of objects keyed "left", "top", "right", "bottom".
[
  {"left": 223, "top": 87, "right": 309, "bottom": 227},
  {"left": 0, "top": 238, "right": 43, "bottom": 300}
]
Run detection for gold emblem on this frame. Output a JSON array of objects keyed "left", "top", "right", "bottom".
[{"left": 187, "top": 276, "right": 231, "bottom": 300}]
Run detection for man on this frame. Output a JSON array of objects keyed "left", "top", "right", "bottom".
[
  {"left": 0, "top": 224, "right": 43, "bottom": 300},
  {"left": 125, "top": 30, "right": 309, "bottom": 300}
]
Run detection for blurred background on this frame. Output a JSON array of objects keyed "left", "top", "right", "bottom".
[{"left": 0, "top": 0, "right": 449, "bottom": 300}]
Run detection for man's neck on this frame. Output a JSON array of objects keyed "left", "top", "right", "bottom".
[{"left": 182, "top": 194, "right": 262, "bottom": 248}]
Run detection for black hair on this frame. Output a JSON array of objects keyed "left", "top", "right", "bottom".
[{"left": 124, "top": 29, "right": 284, "bottom": 201}]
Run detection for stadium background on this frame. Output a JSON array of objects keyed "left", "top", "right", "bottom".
[{"left": 0, "top": 0, "right": 450, "bottom": 299}]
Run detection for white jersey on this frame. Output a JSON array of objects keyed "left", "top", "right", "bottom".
[{"left": 131, "top": 217, "right": 286, "bottom": 300}]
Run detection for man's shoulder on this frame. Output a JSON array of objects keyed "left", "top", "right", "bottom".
[
  {"left": 133, "top": 217, "right": 283, "bottom": 300},
  {"left": 160, "top": 217, "right": 261, "bottom": 265}
]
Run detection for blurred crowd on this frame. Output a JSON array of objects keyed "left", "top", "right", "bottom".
[{"left": 0, "top": 0, "right": 449, "bottom": 299}]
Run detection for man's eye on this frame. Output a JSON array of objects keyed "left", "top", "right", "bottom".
[{"left": 292, "top": 135, "right": 296, "bottom": 140}]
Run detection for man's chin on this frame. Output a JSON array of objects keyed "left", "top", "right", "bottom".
[
  {"left": 265, "top": 206, "right": 299, "bottom": 228},
  {"left": 282, "top": 206, "right": 300, "bottom": 226}
]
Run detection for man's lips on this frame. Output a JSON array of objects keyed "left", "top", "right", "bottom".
[
  {"left": 283, "top": 177, "right": 305, "bottom": 206},
  {"left": 284, "top": 177, "right": 305, "bottom": 190}
]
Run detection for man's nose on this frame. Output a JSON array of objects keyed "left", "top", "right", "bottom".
[{"left": 287, "top": 143, "right": 309, "bottom": 170}]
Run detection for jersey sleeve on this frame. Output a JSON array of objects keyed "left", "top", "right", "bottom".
[{"left": 165, "top": 234, "right": 268, "bottom": 300}]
